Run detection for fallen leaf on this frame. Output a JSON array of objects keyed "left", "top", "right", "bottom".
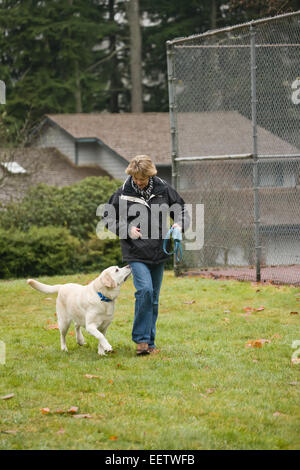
[
  {"left": 57, "top": 427, "right": 65, "bottom": 435},
  {"left": 1, "top": 430, "right": 18, "bottom": 435},
  {"left": 69, "top": 331, "right": 74, "bottom": 336},
  {"left": 243, "top": 306, "right": 253, "bottom": 311},
  {"left": 46, "top": 323, "right": 59, "bottom": 330},
  {"left": 223, "top": 317, "right": 230, "bottom": 322},
  {"left": 54, "top": 409, "right": 65, "bottom": 414},
  {"left": 85, "top": 374, "right": 102, "bottom": 379},
  {"left": 206, "top": 388, "right": 215, "bottom": 394},
  {"left": 0, "top": 393, "right": 14, "bottom": 400},
  {"left": 67, "top": 406, "right": 79, "bottom": 414},
  {"left": 183, "top": 300, "right": 195, "bottom": 304},
  {"left": 109, "top": 435, "right": 118, "bottom": 440},
  {"left": 246, "top": 339, "right": 271, "bottom": 348},
  {"left": 73, "top": 414, "right": 92, "bottom": 419},
  {"left": 107, "top": 379, "right": 114, "bottom": 384},
  {"left": 290, "top": 311, "right": 298, "bottom": 315},
  {"left": 273, "top": 411, "right": 287, "bottom": 417},
  {"left": 41, "top": 408, "right": 51, "bottom": 414},
  {"left": 44, "top": 298, "right": 53, "bottom": 301},
  {"left": 291, "top": 357, "right": 300, "bottom": 365},
  {"left": 254, "top": 306, "right": 265, "bottom": 311},
  {"left": 288, "top": 381, "right": 298, "bottom": 386},
  {"left": 199, "top": 393, "right": 208, "bottom": 399}
]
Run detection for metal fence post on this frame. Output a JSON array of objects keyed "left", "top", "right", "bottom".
[
  {"left": 250, "top": 23, "right": 261, "bottom": 282},
  {"left": 166, "top": 42, "right": 179, "bottom": 189},
  {"left": 166, "top": 41, "right": 181, "bottom": 275}
]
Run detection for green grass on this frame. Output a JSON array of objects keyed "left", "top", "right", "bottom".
[{"left": 0, "top": 271, "right": 299, "bottom": 450}]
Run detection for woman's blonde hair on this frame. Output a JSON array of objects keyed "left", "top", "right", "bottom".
[{"left": 125, "top": 155, "right": 157, "bottom": 177}]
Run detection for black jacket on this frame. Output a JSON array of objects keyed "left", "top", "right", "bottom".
[{"left": 103, "top": 176, "right": 190, "bottom": 264}]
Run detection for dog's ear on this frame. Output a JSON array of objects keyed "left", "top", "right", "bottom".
[{"left": 102, "top": 272, "right": 117, "bottom": 289}]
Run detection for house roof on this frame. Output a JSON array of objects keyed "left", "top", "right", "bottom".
[
  {"left": 44, "top": 112, "right": 299, "bottom": 165},
  {"left": 0, "top": 147, "right": 111, "bottom": 203},
  {"left": 45, "top": 113, "right": 172, "bottom": 166}
]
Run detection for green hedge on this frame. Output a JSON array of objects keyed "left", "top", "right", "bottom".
[
  {"left": 0, "top": 176, "right": 172, "bottom": 278},
  {"left": 0, "top": 226, "right": 81, "bottom": 278},
  {"left": 0, "top": 176, "right": 121, "bottom": 240}
]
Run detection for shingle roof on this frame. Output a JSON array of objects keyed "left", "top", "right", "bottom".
[
  {"left": 46, "top": 112, "right": 172, "bottom": 166},
  {"left": 45, "top": 112, "right": 299, "bottom": 166}
]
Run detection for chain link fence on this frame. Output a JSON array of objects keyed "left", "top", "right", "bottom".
[{"left": 167, "top": 11, "right": 300, "bottom": 285}]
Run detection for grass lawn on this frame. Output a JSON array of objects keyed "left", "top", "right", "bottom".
[{"left": 0, "top": 270, "right": 299, "bottom": 450}]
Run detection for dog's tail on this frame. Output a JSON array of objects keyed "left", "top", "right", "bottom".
[{"left": 27, "top": 279, "right": 62, "bottom": 294}]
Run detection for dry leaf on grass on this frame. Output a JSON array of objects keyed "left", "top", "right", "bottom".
[
  {"left": 109, "top": 435, "right": 118, "bottom": 440},
  {"left": 85, "top": 374, "right": 102, "bottom": 379},
  {"left": 273, "top": 411, "right": 287, "bottom": 417},
  {"left": 245, "top": 339, "right": 271, "bottom": 348},
  {"left": 0, "top": 393, "right": 14, "bottom": 400},
  {"left": 183, "top": 300, "right": 195, "bottom": 304},
  {"left": 290, "top": 311, "right": 298, "bottom": 315},
  {"left": 243, "top": 306, "right": 265, "bottom": 312},
  {"left": 73, "top": 414, "right": 92, "bottom": 419},
  {"left": 291, "top": 357, "right": 300, "bottom": 365},
  {"left": 46, "top": 323, "right": 59, "bottom": 330},
  {"left": 1, "top": 430, "right": 18, "bottom": 435},
  {"left": 67, "top": 406, "right": 79, "bottom": 414},
  {"left": 41, "top": 406, "right": 79, "bottom": 415}
]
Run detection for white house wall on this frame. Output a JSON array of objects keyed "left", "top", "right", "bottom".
[
  {"left": 36, "top": 124, "right": 76, "bottom": 163},
  {"left": 77, "top": 142, "right": 127, "bottom": 180}
]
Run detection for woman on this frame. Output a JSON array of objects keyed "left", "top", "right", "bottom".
[{"left": 104, "top": 155, "right": 189, "bottom": 355}]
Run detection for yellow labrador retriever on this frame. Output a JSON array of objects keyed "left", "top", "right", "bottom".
[{"left": 27, "top": 265, "right": 131, "bottom": 356}]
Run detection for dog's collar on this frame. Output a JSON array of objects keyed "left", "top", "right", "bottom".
[{"left": 97, "top": 291, "right": 113, "bottom": 302}]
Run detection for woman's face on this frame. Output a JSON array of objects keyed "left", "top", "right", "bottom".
[{"left": 132, "top": 172, "right": 150, "bottom": 190}]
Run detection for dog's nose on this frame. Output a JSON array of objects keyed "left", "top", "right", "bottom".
[{"left": 125, "top": 265, "right": 131, "bottom": 269}]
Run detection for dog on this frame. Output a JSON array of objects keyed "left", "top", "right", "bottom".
[{"left": 27, "top": 265, "right": 131, "bottom": 356}]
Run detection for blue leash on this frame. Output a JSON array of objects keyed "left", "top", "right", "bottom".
[{"left": 163, "top": 226, "right": 183, "bottom": 262}]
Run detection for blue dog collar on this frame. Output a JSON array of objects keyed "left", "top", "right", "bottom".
[{"left": 97, "top": 291, "right": 112, "bottom": 302}]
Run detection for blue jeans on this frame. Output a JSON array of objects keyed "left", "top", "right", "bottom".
[{"left": 129, "top": 262, "right": 165, "bottom": 347}]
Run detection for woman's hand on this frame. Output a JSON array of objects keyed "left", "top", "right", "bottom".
[
  {"left": 130, "top": 226, "right": 142, "bottom": 239},
  {"left": 172, "top": 223, "right": 182, "bottom": 231}
]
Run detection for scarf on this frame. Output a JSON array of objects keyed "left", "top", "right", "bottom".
[{"left": 131, "top": 176, "right": 154, "bottom": 201}]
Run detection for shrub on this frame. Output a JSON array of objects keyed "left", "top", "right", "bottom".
[
  {"left": 0, "top": 226, "right": 81, "bottom": 278},
  {"left": 0, "top": 176, "right": 122, "bottom": 240}
]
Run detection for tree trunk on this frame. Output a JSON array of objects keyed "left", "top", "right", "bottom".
[
  {"left": 109, "top": 0, "right": 119, "bottom": 113},
  {"left": 127, "top": 0, "right": 143, "bottom": 112},
  {"left": 74, "top": 60, "right": 82, "bottom": 113},
  {"left": 68, "top": 0, "right": 82, "bottom": 112},
  {"left": 211, "top": 0, "right": 217, "bottom": 29}
]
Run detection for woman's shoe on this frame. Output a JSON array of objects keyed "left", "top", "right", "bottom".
[{"left": 136, "top": 343, "right": 150, "bottom": 355}]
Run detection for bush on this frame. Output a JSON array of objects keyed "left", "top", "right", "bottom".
[
  {"left": 0, "top": 176, "right": 121, "bottom": 240},
  {"left": 0, "top": 226, "right": 81, "bottom": 278},
  {"left": 79, "top": 233, "right": 122, "bottom": 273}
]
